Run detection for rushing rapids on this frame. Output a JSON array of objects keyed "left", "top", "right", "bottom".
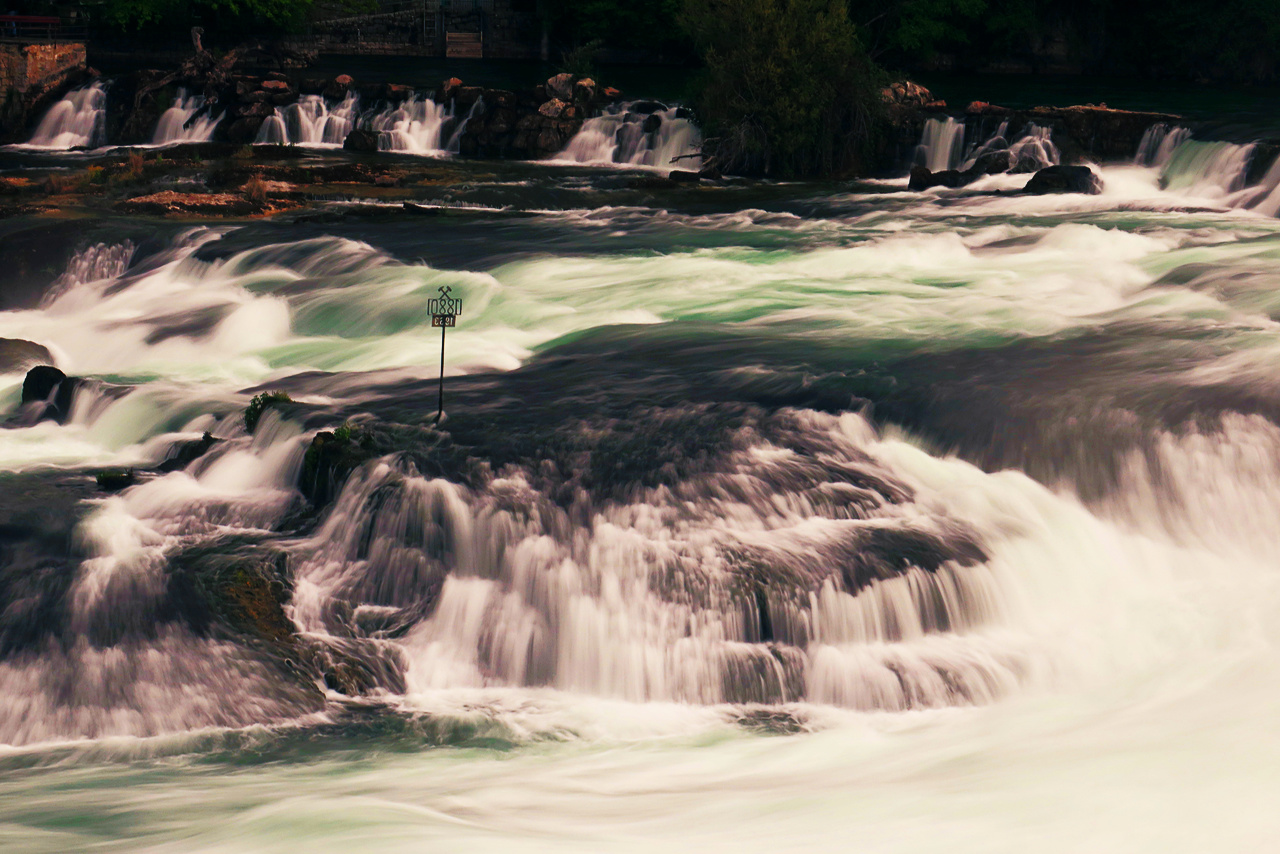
[{"left": 3, "top": 96, "right": 1280, "bottom": 852}]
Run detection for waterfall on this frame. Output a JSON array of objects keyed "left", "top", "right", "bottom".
[
  {"left": 1160, "top": 140, "right": 1256, "bottom": 199},
  {"left": 1134, "top": 123, "right": 1191, "bottom": 167},
  {"left": 26, "top": 82, "right": 108, "bottom": 149},
  {"left": 916, "top": 116, "right": 965, "bottom": 172},
  {"left": 1006, "top": 123, "right": 1059, "bottom": 171},
  {"left": 558, "top": 103, "right": 703, "bottom": 171},
  {"left": 256, "top": 93, "right": 360, "bottom": 146},
  {"left": 370, "top": 94, "right": 455, "bottom": 154},
  {"left": 152, "top": 88, "right": 222, "bottom": 144}
]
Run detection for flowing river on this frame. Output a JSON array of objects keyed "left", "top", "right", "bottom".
[{"left": 2, "top": 128, "right": 1280, "bottom": 852}]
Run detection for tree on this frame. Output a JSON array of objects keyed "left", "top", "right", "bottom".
[
  {"left": 96, "top": 0, "right": 314, "bottom": 35},
  {"left": 680, "top": 0, "right": 885, "bottom": 177}
]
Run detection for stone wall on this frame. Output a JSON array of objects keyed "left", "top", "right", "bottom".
[{"left": 0, "top": 42, "right": 88, "bottom": 141}]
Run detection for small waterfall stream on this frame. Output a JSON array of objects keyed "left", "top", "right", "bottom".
[
  {"left": 558, "top": 103, "right": 702, "bottom": 170},
  {"left": 916, "top": 116, "right": 965, "bottom": 172},
  {"left": 369, "top": 95, "right": 455, "bottom": 154},
  {"left": 26, "top": 81, "right": 108, "bottom": 149},
  {"left": 256, "top": 93, "right": 361, "bottom": 145},
  {"left": 152, "top": 88, "right": 222, "bottom": 144}
]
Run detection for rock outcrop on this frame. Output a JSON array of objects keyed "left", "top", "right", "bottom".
[{"left": 1023, "top": 164, "right": 1103, "bottom": 194}]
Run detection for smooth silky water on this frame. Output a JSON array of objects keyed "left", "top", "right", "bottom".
[{"left": 2, "top": 131, "right": 1280, "bottom": 852}]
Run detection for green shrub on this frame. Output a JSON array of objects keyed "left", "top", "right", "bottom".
[
  {"left": 244, "top": 390, "right": 293, "bottom": 434},
  {"left": 680, "top": 0, "right": 886, "bottom": 178}
]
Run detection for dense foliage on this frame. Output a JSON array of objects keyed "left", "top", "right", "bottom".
[
  {"left": 680, "top": 0, "right": 884, "bottom": 178},
  {"left": 847, "top": 0, "right": 1280, "bottom": 82},
  {"left": 91, "top": 0, "right": 315, "bottom": 34}
]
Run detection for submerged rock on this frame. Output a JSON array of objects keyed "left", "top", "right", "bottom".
[
  {"left": 94, "top": 469, "right": 136, "bottom": 492},
  {"left": 1024, "top": 164, "right": 1103, "bottom": 194},
  {"left": 20, "top": 365, "right": 79, "bottom": 424},
  {"left": 343, "top": 128, "right": 379, "bottom": 152}
]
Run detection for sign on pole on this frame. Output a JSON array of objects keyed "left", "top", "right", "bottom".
[{"left": 428, "top": 285, "right": 462, "bottom": 422}]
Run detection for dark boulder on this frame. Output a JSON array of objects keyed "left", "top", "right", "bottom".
[
  {"left": 157, "top": 432, "right": 221, "bottom": 473},
  {"left": 1024, "top": 165, "right": 1103, "bottom": 195},
  {"left": 909, "top": 166, "right": 969, "bottom": 190},
  {"left": 970, "top": 150, "right": 1013, "bottom": 174},
  {"left": 642, "top": 113, "right": 663, "bottom": 134},
  {"left": 323, "top": 74, "right": 354, "bottom": 101},
  {"left": 545, "top": 72, "right": 574, "bottom": 102},
  {"left": 20, "top": 365, "right": 79, "bottom": 424},
  {"left": 95, "top": 469, "right": 137, "bottom": 492},
  {"left": 573, "top": 78, "right": 596, "bottom": 104},
  {"left": 669, "top": 169, "right": 702, "bottom": 183},
  {"left": 0, "top": 339, "right": 53, "bottom": 374},
  {"left": 224, "top": 117, "right": 265, "bottom": 144},
  {"left": 343, "top": 129, "right": 380, "bottom": 152}
]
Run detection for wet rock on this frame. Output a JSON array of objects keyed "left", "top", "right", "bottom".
[
  {"left": 0, "top": 471, "right": 97, "bottom": 654},
  {"left": 0, "top": 220, "right": 102, "bottom": 311},
  {"left": 669, "top": 169, "right": 702, "bottom": 182},
  {"left": 546, "top": 72, "right": 574, "bottom": 101},
  {"left": 224, "top": 116, "right": 265, "bottom": 144},
  {"left": 260, "top": 79, "right": 295, "bottom": 105},
  {"left": 439, "top": 76, "right": 464, "bottom": 101},
  {"left": 1023, "top": 164, "right": 1102, "bottom": 194},
  {"left": 573, "top": 77, "right": 596, "bottom": 103},
  {"left": 95, "top": 469, "right": 136, "bottom": 492},
  {"left": 0, "top": 339, "right": 54, "bottom": 374},
  {"left": 881, "top": 80, "right": 934, "bottom": 107},
  {"left": 971, "top": 149, "right": 1013, "bottom": 174},
  {"left": 537, "top": 98, "right": 569, "bottom": 119},
  {"left": 384, "top": 83, "right": 413, "bottom": 102},
  {"left": 20, "top": 365, "right": 79, "bottom": 424},
  {"left": 909, "top": 166, "right": 968, "bottom": 190},
  {"left": 167, "top": 539, "right": 296, "bottom": 646},
  {"left": 323, "top": 74, "right": 354, "bottom": 100},
  {"left": 629, "top": 99, "right": 667, "bottom": 115},
  {"left": 157, "top": 432, "right": 221, "bottom": 473},
  {"left": 642, "top": 113, "right": 663, "bottom": 134},
  {"left": 343, "top": 128, "right": 379, "bottom": 152},
  {"left": 117, "top": 192, "right": 260, "bottom": 217}
]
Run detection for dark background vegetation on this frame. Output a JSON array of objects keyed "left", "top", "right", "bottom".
[
  {"left": 7, "top": 0, "right": 1278, "bottom": 176},
  {"left": 16, "top": 0, "right": 1270, "bottom": 85}
]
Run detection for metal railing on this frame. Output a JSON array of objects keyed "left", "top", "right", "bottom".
[{"left": 0, "top": 15, "right": 88, "bottom": 43}]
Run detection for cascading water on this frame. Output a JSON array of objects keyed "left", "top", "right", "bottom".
[
  {"left": 1159, "top": 139, "right": 1256, "bottom": 199},
  {"left": 1134, "top": 123, "right": 1191, "bottom": 167},
  {"left": 558, "top": 103, "right": 702, "bottom": 170},
  {"left": 10, "top": 96, "right": 1280, "bottom": 852},
  {"left": 256, "top": 92, "right": 360, "bottom": 145},
  {"left": 370, "top": 94, "right": 455, "bottom": 154},
  {"left": 152, "top": 88, "right": 222, "bottom": 144},
  {"left": 25, "top": 81, "right": 107, "bottom": 149},
  {"left": 916, "top": 116, "right": 965, "bottom": 172}
]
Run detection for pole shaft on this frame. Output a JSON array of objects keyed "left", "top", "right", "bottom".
[{"left": 436, "top": 323, "right": 447, "bottom": 422}]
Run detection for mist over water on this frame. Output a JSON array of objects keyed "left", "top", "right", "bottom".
[{"left": 4, "top": 113, "right": 1280, "bottom": 852}]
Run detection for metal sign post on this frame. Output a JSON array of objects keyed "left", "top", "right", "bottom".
[{"left": 428, "top": 285, "right": 462, "bottom": 423}]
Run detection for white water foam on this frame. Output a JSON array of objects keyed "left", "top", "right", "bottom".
[
  {"left": 558, "top": 103, "right": 702, "bottom": 171},
  {"left": 25, "top": 81, "right": 107, "bottom": 149},
  {"left": 152, "top": 88, "right": 222, "bottom": 144}
]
